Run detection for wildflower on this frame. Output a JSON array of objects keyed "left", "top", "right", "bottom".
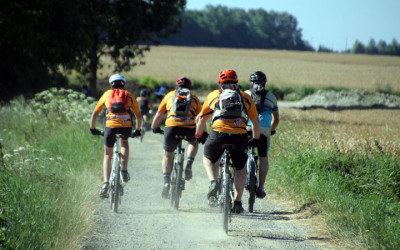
[
  {"left": 3, "top": 154, "right": 13, "bottom": 158},
  {"left": 49, "top": 158, "right": 55, "bottom": 161},
  {"left": 57, "top": 157, "right": 63, "bottom": 161}
]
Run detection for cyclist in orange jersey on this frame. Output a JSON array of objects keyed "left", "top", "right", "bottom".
[
  {"left": 196, "top": 69, "right": 260, "bottom": 214},
  {"left": 151, "top": 77, "right": 202, "bottom": 199},
  {"left": 90, "top": 74, "right": 142, "bottom": 198}
]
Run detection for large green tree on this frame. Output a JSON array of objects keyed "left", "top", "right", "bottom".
[
  {"left": 76, "top": 0, "right": 186, "bottom": 91},
  {"left": 0, "top": 0, "right": 186, "bottom": 101}
]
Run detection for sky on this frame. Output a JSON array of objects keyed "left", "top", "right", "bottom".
[{"left": 186, "top": 0, "right": 400, "bottom": 51}]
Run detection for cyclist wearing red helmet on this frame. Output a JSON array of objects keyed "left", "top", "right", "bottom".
[
  {"left": 151, "top": 77, "right": 202, "bottom": 199},
  {"left": 195, "top": 69, "right": 260, "bottom": 214}
]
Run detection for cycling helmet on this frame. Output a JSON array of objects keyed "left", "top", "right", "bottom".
[
  {"left": 250, "top": 71, "right": 267, "bottom": 87},
  {"left": 218, "top": 69, "right": 238, "bottom": 84},
  {"left": 176, "top": 77, "right": 192, "bottom": 88},
  {"left": 109, "top": 74, "right": 126, "bottom": 88},
  {"left": 140, "top": 89, "right": 147, "bottom": 97}
]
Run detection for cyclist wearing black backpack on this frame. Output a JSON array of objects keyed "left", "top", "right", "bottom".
[
  {"left": 195, "top": 69, "right": 261, "bottom": 214},
  {"left": 151, "top": 77, "right": 202, "bottom": 199},
  {"left": 245, "top": 71, "right": 279, "bottom": 199}
]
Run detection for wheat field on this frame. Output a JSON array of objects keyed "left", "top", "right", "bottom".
[
  {"left": 100, "top": 46, "right": 400, "bottom": 155},
  {"left": 101, "top": 45, "right": 400, "bottom": 91}
]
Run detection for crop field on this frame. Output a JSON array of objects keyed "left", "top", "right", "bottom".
[{"left": 101, "top": 45, "right": 400, "bottom": 91}]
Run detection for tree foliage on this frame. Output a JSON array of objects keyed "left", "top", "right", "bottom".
[
  {"left": 163, "top": 5, "right": 314, "bottom": 51},
  {"left": 0, "top": 0, "right": 186, "bottom": 101}
]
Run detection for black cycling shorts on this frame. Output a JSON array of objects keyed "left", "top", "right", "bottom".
[
  {"left": 163, "top": 126, "right": 196, "bottom": 152},
  {"left": 204, "top": 131, "right": 248, "bottom": 170},
  {"left": 104, "top": 127, "right": 132, "bottom": 148}
]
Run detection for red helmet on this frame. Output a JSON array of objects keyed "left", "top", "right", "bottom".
[
  {"left": 218, "top": 69, "right": 238, "bottom": 84},
  {"left": 176, "top": 77, "right": 192, "bottom": 88}
]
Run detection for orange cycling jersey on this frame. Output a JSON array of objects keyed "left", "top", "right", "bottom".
[
  {"left": 94, "top": 89, "right": 140, "bottom": 128},
  {"left": 199, "top": 89, "right": 258, "bottom": 134},
  {"left": 158, "top": 90, "right": 202, "bottom": 128}
]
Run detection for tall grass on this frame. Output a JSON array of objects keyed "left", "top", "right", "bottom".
[
  {"left": 269, "top": 109, "right": 400, "bottom": 248},
  {"left": 0, "top": 89, "right": 103, "bottom": 249}
]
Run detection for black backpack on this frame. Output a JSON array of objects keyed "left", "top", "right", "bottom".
[
  {"left": 250, "top": 88, "right": 267, "bottom": 112},
  {"left": 172, "top": 87, "right": 192, "bottom": 116}
]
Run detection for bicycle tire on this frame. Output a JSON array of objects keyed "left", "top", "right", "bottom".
[
  {"left": 223, "top": 171, "right": 231, "bottom": 234},
  {"left": 174, "top": 157, "right": 184, "bottom": 210},
  {"left": 248, "top": 160, "right": 257, "bottom": 213},
  {"left": 140, "top": 124, "right": 145, "bottom": 142},
  {"left": 170, "top": 161, "right": 177, "bottom": 207},
  {"left": 113, "top": 163, "right": 121, "bottom": 213}
]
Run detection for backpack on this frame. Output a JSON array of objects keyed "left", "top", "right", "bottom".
[
  {"left": 108, "top": 89, "right": 129, "bottom": 113},
  {"left": 172, "top": 87, "right": 192, "bottom": 116},
  {"left": 250, "top": 88, "right": 268, "bottom": 111},
  {"left": 213, "top": 84, "right": 244, "bottom": 119}
]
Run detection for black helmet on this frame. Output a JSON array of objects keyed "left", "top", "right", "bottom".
[
  {"left": 250, "top": 71, "right": 267, "bottom": 87},
  {"left": 140, "top": 89, "right": 147, "bottom": 96}
]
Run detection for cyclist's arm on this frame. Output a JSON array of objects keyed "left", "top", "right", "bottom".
[
  {"left": 151, "top": 111, "right": 164, "bottom": 130},
  {"left": 90, "top": 110, "right": 100, "bottom": 129},
  {"left": 133, "top": 111, "right": 142, "bottom": 131},
  {"left": 195, "top": 115, "right": 208, "bottom": 136},
  {"left": 271, "top": 111, "right": 279, "bottom": 132},
  {"left": 250, "top": 116, "right": 260, "bottom": 139}
]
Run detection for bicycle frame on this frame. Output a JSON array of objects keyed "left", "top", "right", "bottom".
[{"left": 170, "top": 135, "right": 186, "bottom": 210}]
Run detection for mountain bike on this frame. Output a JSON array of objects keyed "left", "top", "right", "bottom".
[
  {"left": 154, "top": 129, "right": 187, "bottom": 210},
  {"left": 246, "top": 146, "right": 258, "bottom": 213},
  {"left": 215, "top": 144, "right": 236, "bottom": 234},
  {"left": 96, "top": 132, "right": 127, "bottom": 213},
  {"left": 170, "top": 135, "right": 187, "bottom": 210}
]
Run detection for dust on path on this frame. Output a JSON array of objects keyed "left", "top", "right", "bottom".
[{"left": 84, "top": 132, "right": 337, "bottom": 250}]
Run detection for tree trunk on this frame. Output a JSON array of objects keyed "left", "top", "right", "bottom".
[{"left": 89, "top": 36, "right": 99, "bottom": 92}]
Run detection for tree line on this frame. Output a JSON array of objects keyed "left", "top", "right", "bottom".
[
  {"left": 318, "top": 38, "right": 400, "bottom": 56},
  {"left": 1, "top": 2, "right": 398, "bottom": 102},
  {"left": 163, "top": 5, "right": 314, "bottom": 51}
]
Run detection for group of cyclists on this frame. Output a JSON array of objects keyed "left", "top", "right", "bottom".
[{"left": 90, "top": 69, "right": 279, "bottom": 214}]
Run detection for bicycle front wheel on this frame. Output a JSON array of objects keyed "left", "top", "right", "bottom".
[
  {"left": 248, "top": 160, "right": 257, "bottom": 213},
  {"left": 223, "top": 172, "right": 231, "bottom": 234}
]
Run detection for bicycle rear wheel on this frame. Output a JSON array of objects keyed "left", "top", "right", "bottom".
[
  {"left": 223, "top": 172, "right": 231, "bottom": 234},
  {"left": 113, "top": 164, "right": 122, "bottom": 213},
  {"left": 248, "top": 160, "right": 257, "bottom": 213}
]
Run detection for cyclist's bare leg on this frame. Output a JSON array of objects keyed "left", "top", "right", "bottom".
[
  {"left": 162, "top": 151, "right": 174, "bottom": 174},
  {"left": 103, "top": 146, "right": 113, "bottom": 182},
  {"left": 258, "top": 156, "right": 269, "bottom": 189},
  {"left": 202, "top": 156, "right": 218, "bottom": 181},
  {"left": 234, "top": 167, "right": 246, "bottom": 202},
  {"left": 120, "top": 139, "right": 129, "bottom": 171},
  {"left": 187, "top": 140, "right": 198, "bottom": 158}
]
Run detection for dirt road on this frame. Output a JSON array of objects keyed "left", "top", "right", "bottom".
[{"left": 85, "top": 132, "right": 333, "bottom": 250}]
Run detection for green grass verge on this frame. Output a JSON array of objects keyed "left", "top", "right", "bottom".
[
  {"left": 0, "top": 90, "right": 103, "bottom": 249},
  {"left": 269, "top": 147, "right": 400, "bottom": 248}
]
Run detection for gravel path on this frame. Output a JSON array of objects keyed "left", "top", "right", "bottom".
[{"left": 84, "top": 132, "right": 334, "bottom": 250}]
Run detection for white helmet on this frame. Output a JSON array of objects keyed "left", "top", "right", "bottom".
[{"left": 109, "top": 74, "right": 126, "bottom": 87}]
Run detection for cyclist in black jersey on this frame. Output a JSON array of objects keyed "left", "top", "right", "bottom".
[{"left": 137, "top": 89, "right": 154, "bottom": 130}]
